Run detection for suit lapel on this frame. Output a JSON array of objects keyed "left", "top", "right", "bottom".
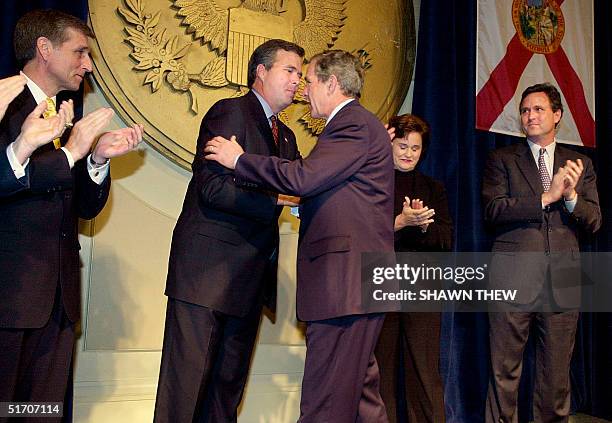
[
  {"left": 553, "top": 144, "right": 569, "bottom": 173},
  {"left": 277, "top": 121, "right": 295, "bottom": 158},
  {"left": 245, "top": 90, "right": 277, "bottom": 155},
  {"left": 515, "top": 141, "right": 543, "bottom": 195}
]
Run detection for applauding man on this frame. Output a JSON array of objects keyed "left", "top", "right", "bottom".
[
  {"left": 482, "top": 83, "right": 601, "bottom": 423},
  {"left": 0, "top": 9, "right": 143, "bottom": 413}
]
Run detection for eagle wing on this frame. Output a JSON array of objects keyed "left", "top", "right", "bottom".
[
  {"left": 293, "top": 0, "right": 347, "bottom": 59},
  {"left": 173, "top": 0, "right": 229, "bottom": 54}
]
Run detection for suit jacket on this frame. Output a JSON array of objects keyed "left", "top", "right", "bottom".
[
  {"left": 0, "top": 136, "right": 29, "bottom": 197},
  {"left": 164, "top": 90, "right": 300, "bottom": 317},
  {"left": 482, "top": 141, "right": 601, "bottom": 307},
  {"left": 0, "top": 89, "right": 111, "bottom": 328},
  {"left": 235, "top": 100, "right": 395, "bottom": 321}
]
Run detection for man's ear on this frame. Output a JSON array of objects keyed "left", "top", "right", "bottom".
[
  {"left": 36, "top": 37, "right": 53, "bottom": 61},
  {"left": 553, "top": 109, "right": 562, "bottom": 127},
  {"left": 256, "top": 63, "right": 267, "bottom": 82},
  {"left": 327, "top": 74, "right": 338, "bottom": 94}
]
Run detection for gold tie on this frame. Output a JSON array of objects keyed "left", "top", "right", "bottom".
[{"left": 43, "top": 97, "right": 61, "bottom": 149}]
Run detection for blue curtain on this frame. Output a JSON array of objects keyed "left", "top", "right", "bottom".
[
  {"left": 411, "top": 0, "right": 612, "bottom": 422},
  {"left": 1, "top": 0, "right": 89, "bottom": 119},
  {"left": 0, "top": 0, "right": 88, "bottom": 77}
]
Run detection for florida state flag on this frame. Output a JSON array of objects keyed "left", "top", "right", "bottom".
[{"left": 476, "top": 0, "right": 595, "bottom": 147}]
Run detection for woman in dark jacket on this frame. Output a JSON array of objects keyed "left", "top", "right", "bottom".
[{"left": 376, "top": 114, "right": 453, "bottom": 423}]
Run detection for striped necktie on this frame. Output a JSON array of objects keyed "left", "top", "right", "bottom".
[
  {"left": 42, "top": 97, "right": 61, "bottom": 149},
  {"left": 270, "top": 115, "right": 279, "bottom": 146}
]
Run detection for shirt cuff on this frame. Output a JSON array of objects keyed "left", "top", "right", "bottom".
[
  {"left": 233, "top": 152, "right": 244, "bottom": 169},
  {"left": 564, "top": 195, "right": 578, "bottom": 213},
  {"left": 7, "top": 143, "right": 28, "bottom": 179},
  {"left": 60, "top": 147, "right": 75, "bottom": 169},
  {"left": 86, "top": 154, "right": 110, "bottom": 185}
]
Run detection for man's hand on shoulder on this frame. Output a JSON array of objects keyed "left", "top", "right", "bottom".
[
  {"left": 204, "top": 135, "right": 244, "bottom": 170},
  {"left": 384, "top": 123, "right": 396, "bottom": 141}
]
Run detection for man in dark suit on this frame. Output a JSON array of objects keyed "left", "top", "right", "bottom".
[
  {"left": 206, "top": 50, "right": 395, "bottom": 423},
  {"left": 154, "top": 39, "right": 304, "bottom": 423},
  {"left": 482, "top": 83, "right": 601, "bottom": 423},
  {"left": 0, "top": 9, "right": 143, "bottom": 416}
]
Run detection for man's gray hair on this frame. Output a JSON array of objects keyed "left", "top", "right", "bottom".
[{"left": 310, "top": 50, "right": 364, "bottom": 97}]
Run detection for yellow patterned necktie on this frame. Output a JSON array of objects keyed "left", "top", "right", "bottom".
[{"left": 42, "top": 97, "right": 61, "bottom": 149}]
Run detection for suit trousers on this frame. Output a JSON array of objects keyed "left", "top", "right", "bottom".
[
  {"left": 485, "top": 310, "right": 579, "bottom": 423},
  {"left": 298, "top": 313, "right": 387, "bottom": 423},
  {"left": 375, "top": 312, "right": 445, "bottom": 423},
  {"left": 0, "top": 287, "right": 75, "bottom": 423},
  {"left": 153, "top": 298, "right": 262, "bottom": 423}
]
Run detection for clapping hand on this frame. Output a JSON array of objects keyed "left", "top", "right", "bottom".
[
  {"left": 561, "top": 159, "right": 583, "bottom": 201},
  {"left": 0, "top": 73, "right": 27, "bottom": 121},
  {"left": 12, "top": 100, "right": 74, "bottom": 164},
  {"left": 395, "top": 196, "right": 435, "bottom": 231},
  {"left": 91, "top": 123, "right": 144, "bottom": 164},
  {"left": 65, "top": 108, "right": 115, "bottom": 161}
]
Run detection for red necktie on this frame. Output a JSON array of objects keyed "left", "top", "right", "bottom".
[{"left": 270, "top": 115, "right": 279, "bottom": 146}]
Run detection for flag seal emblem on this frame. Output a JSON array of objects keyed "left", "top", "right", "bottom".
[{"left": 512, "top": 0, "right": 565, "bottom": 54}]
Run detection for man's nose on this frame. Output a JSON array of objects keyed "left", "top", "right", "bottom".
[{"left": 83, "top": 54, "right": 93, "bottom": 72}]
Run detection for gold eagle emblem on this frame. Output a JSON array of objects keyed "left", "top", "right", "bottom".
[
  {"left": 173, "top": 0, "right": 347, "bottom": 59},
  {"left": 119, "top": 0, "right": 346, "bottom": 131}
]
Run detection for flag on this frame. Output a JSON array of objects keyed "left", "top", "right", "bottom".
[{"left": 476, "top": 0, "right": 595, "bottom": 147}]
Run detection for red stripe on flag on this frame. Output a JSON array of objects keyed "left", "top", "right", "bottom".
[
  {"left": 476, "top": 35, "right": 533, "bottom": 130},
  {"left": 546, "top": 48, "right": 596, "bottom": 147}
]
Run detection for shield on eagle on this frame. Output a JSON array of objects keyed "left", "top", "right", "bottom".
[{"left": 226, "top": 7, "right": 294, "bottom": 86}]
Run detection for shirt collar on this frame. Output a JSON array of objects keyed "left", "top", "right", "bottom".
[
  {"left": 326, "top": 98, "right": 355, "bottom": 126},
  {"left": 252, "top": 88, "right": 275, "bottom": 122},
  {"left": 24, "top": 74, "right": 54, "bottom": 105},
  {"left": 527, "top": 138, "right": 556, "bottom": 161}
]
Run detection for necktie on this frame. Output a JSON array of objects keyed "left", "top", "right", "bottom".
[
  {"left": 270, "top": 115, "right": 279, "bottom": 146},
  {"left": 43, "top": 97, "right": 61, "bottom": 149},
  {"left": 538, "top": 148, "right": 551, "bottom": 192}
]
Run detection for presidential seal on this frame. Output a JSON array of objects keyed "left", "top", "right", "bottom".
[
  {"left": 512, "top": 0, "right": 565, "bottom": 54},
  {"left": 89, "top": 0, "right": 415, "bottom": 169}
]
